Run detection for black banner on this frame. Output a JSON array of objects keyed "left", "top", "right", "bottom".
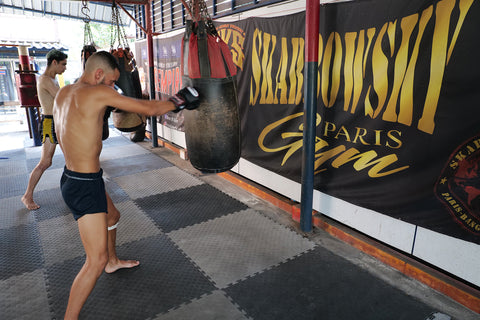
[{"left": 143, "top": 0, "right": 480, "bottom": 244}]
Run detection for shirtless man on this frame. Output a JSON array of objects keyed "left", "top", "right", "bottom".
[
  {"left": 53, "top": 51, "right": 199, "bottom": 319},
  {"left": 22, "top": 49, "right": 67, "bottom": 210}
]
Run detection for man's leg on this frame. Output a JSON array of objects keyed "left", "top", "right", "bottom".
[
  {"left": 21, "top": 139, "right": 56, "bottom": 210},
  {"left": 64, "top": 213, "right": 108, "bottom": 320},
  {"left": 104, "top": 192, "right": 140, "bottom": 273}
]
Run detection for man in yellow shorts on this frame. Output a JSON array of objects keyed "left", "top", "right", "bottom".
[{"left": 22, "top": 49, "right": 67, "bottom": 210}]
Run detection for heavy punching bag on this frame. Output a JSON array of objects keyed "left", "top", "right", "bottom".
[
  {"left": 110, "top": 47, "right": 145, "bottom": 134},
  {"left": 182, "top": 8, "right": 241, "bottom": 173},
  {"left": 109, "top": 2, "right": 145, "bottom": 141}
]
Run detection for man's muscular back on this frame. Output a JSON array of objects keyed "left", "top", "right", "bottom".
[{"left": 54, "top": 83, "right": 110, "bottom": 173}]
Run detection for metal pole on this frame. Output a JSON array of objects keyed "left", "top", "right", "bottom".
[
  {"left": 300, "top": 0, "right": 320, "bottom": 232},
  {"left": 145, "top": 1, "right": 158, "bottom": 147}
]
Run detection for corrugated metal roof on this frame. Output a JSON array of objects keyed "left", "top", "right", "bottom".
[
  {"left": 0, "top": 0, "right": 136, "bottom": 25},
  {"left": 0, "top": 40, "right": 67, "bottom": 50},
  {"left": 0, "top": 40, "right": 67, "bottom": 58}
]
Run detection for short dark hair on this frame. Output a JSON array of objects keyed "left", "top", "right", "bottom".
[
  {"left": 94, "top": 51, "right": 120, "bottom": 71},
  {"left": 46, "top": 49, "right": 68, "bottom": 66}
]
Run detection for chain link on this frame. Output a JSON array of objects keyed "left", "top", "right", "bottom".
[
  {"left": 187, "top": 0, "right": 218, "bottom": 36},
  {"left": 110, "top": 2, "right": 129, "bottom": 49},
  {"left": 83, "top": 23, "right": 96, "bottom": 46},
  {"left": 82, "top": 0, "right": 96, "bottom": 46}
]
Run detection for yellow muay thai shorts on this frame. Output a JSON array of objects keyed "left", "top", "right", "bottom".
[{"left": 41, "top": 115, "right": 58, "bottom": 144}]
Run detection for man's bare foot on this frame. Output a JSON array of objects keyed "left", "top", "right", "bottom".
[
  {"left": 105, "top": 259, "right": 140, "bottom": 273},
  {"left": 21, "top": 196, "right": 40, "bottom": 210}
]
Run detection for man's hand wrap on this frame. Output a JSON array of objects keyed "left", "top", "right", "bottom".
[{"left": 169, "top": 87, "right": 200, "bottom": 113}]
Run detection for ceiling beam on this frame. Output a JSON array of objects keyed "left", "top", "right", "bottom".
[{"left": 89, "top": 0, "right": 148, "bottom": 4}]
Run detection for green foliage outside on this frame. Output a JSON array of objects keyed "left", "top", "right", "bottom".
[{"left": 87, "top": 22, "right": 134, "bottom": 50}]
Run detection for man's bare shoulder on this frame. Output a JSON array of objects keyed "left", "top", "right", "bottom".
[
  {"left": 55, "top": 82, "right": 74, "bottom": 98},
  {"left": 78, "top": 83, "right": 117, "bottom": 103},
  {"left": 58, "top": 82, "right": 112, "bottom": 96},
  {"left": 37, "top": 74, "right": 53, "bottom": 87},
  {"left": 57, "top": 83, "right": 116, "bottom": 111}
]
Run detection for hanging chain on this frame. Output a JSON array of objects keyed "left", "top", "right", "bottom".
[
  {"left": 118, "top": 6, "right": 129, "bottom": 48},
  {"left": 83, "top": 23, "right": 96, "bottom": 46},
  {"left": 187, "top": 0, "right": 218, "bottom": 36},
  {"left": 82, "top": 0, "right": 96, "bottom": 46},
  {"left": 110, "top": 1, "right": 129, "bottom": 49},
  {"left": 110, "top": 4, "right": 115, "bottom": 49}
]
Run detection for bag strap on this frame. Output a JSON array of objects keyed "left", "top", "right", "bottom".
[
  {"left": 182, "top": 20, "right": 193, "bottom": 77},
  {"left": 197, "top": 20, "right": 211, "bottom": 78},
  {"left": 220, "top": 48, "right": 231, "bottom": 77}
]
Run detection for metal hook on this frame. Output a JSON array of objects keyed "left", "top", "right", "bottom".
[{"left": 81, "top": 0, "right": 91, "bottom": 23}]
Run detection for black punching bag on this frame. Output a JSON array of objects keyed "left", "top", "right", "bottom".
[
  {"left": 182, "top": 20, "right": 241, "bottom": 173},
  {"left": 111, "top": 48, "right": 145, "bottom": 133}
]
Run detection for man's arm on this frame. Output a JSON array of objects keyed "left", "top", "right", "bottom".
[
  {"left": 39, "top": 76, "right": 60, "bottom": 98},
  {"left": 97, "top": 85, "right": 200, "bottom": 116}
]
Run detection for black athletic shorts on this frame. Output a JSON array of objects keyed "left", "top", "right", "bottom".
[{"left": 60, "top": 167, "right": 108, "bottom": 220}]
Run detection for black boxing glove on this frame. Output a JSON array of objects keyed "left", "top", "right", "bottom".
[{"left": 169, "top": 87, "right": 200, "bottom": 113}]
